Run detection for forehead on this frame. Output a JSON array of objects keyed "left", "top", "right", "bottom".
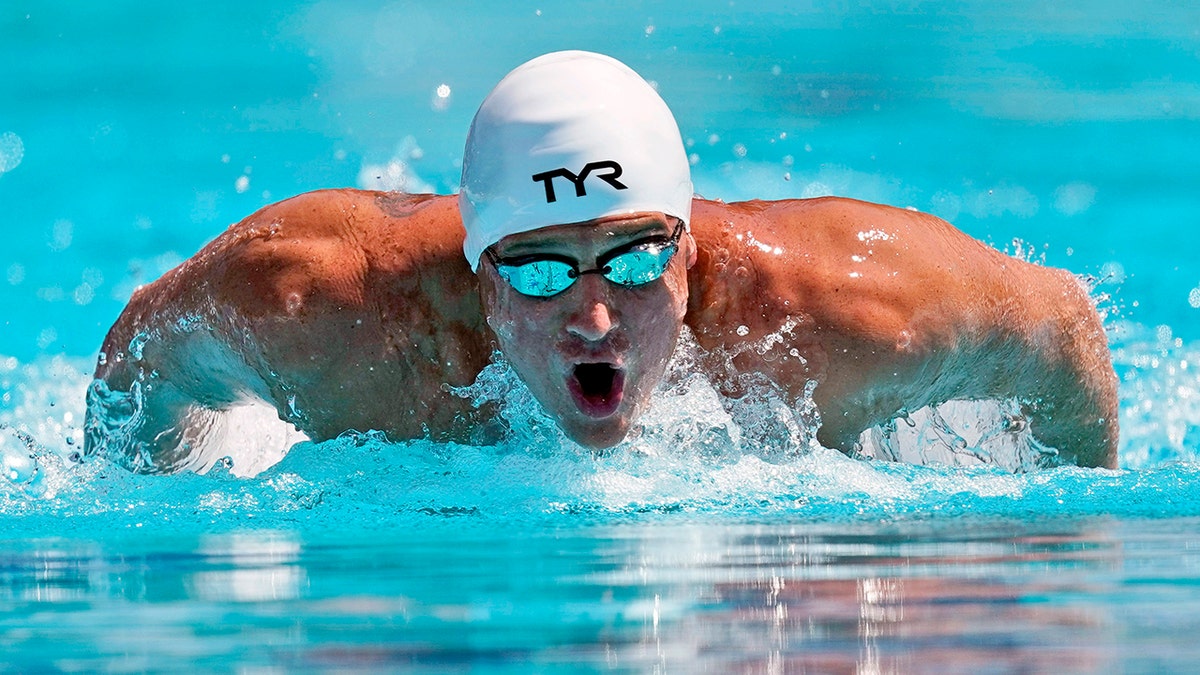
[{"left": 493, "top": 212, "right": 673, "bottom": 256}]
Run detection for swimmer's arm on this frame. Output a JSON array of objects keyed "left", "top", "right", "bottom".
[
  {"left": 749, "top": 199, "right": 1119, "bottom": 468},
  {"left": 879, "top": 247, "right": 1119, "bottom": 468},
  {"left": 86, "top": 271, "right": 276, "bottom": 473},
  {"left": 875, "top": 235, "right": 1119, "bottom": 468},
  {"left": 84, "top": 192, "right": 355, "bottom": 472},
  {"left": 1002, "top": 267, "right": 1119, "bottom": 468}
]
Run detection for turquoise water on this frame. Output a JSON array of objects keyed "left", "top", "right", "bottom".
[{"left": 4, "top": 0, "right": 1200, "bottom": 670}]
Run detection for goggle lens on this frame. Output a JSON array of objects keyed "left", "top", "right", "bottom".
[
  {"left": 500, "top": 259, "right": 577, "bottom": 297},
  {"left": 603, "top": 246, "right": 673, "bottom": 287},
  {"left": 490, "top": 227, "right": 682, "bottom": 298}
]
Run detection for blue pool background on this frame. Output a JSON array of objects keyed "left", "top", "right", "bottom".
[
  {"left": 4, "top": 1, "right": 1200, "bottom": 359},
  {"left": 4, "top": 0, "right": 1200, "bottom": 670}
]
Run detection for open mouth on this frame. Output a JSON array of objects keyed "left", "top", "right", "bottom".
[{"left": 568, "top": 363, "right": 625, "bottom": 418}]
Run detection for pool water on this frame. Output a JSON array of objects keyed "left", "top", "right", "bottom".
[{"left": 4, "top": 0, "right": 1200, "bottom": 670}]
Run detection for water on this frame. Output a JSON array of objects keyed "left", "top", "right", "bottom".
[{"left": 4, "top": 0, "right": 1200, "bottom": 670}]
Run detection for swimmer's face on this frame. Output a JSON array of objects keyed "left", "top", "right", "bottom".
[{"left": 478, "top": 212, "right": 696, "bottom": 449}]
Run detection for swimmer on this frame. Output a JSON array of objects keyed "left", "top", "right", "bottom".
[{"left": 85, "top": 51, "right": 1119, "bottom": 472}]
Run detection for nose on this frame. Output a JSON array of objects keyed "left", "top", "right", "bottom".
[{"left": 565, "top": 276, "right": 619, "bottom": 342}]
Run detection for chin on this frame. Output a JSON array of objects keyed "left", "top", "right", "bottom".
[{"left": 559, "top": 416, "right": 633, "bottom": 450}]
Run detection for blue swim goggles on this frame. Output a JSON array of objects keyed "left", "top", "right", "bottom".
[{"left": 485, "top": 222, "right": 685, "bottom": 298}]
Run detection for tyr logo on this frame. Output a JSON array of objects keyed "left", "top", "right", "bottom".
[{"left": 531, "top": 160, "right": 628, "bottom": 203}]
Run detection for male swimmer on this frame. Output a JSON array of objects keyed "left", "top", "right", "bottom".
[{"left": 86, "top": 51, "right": 1119, "bottom": 472}]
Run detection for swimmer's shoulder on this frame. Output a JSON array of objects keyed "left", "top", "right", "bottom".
[
  {"left": 203, "top": 189, "right": 471, "bottom": 321},
  {"left": 691, "top": 195, "right": 978, "bottom": 257},
  {"left": 691, "top": 195, "right": 907, "bottom": 236},
  {"left": 215, "top": 188, "right": 456, "bottom": 246}
]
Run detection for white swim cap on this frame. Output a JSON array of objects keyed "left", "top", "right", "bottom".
[{"left": 459, "top": 50, "right": 693, "bottom": 270}]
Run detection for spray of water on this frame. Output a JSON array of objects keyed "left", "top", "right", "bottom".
[{"left": 4, "top": 300, "right": 1200, "bottom": 530}]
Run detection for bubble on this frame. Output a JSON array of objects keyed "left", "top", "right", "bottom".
[
  {"left": 1100, "top": 261, "right": 1126, "bottom": 285},
  {"left": 432, "top": 84, "right": 452, "bottom": 111},
  {"left": 37, "top": 286, "right": 64, "bottom": 302},
  {"left": 235, "top": 175, "right": 250, "bottom": 193},
  {"left": 73, "top": 284, "right": 94, "bottom": 305},
  {"left": 801, "top": 181, "right": 832, "bottom": 199},
  {"left": 732, "top": 143, "right": 747, "bottom": 158},
  {"left": 1189, "top": 287, "right": 1200, "bottom": 309},
  {"left": 358, "top": 138, "right": 433, "bottom": 193},
  {"left": 48, "top": 219, "right": 73, "bottom": 251},
  {"left": 1053, "top": 182, "right": 1097, "bottom": 216},
  {"left": 0, "top": 132, "right": 25, "bottom": 174}
]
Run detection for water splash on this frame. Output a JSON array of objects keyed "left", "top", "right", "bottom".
[
  {"left": 1, "top": 315, "right": 1198, "bottom": 531},
  {"left": 1113, "top": 323, "right": 1200, "bottom": 468},
  {"left": 858, "top": 398, "right": 1061, "bottom": 472}
]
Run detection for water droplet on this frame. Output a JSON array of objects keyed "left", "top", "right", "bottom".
[
  {"left": 0, "top": 132, "right": 25, "bottom": 174},
  {"left": 432, "top": 84, "right": 453, "bottom": 111},
  {"left": 128, "top": 331, "right": 151, "bottom": 361},
  {"left": 736, "top": 325, "right": 750, "bottom": 337}
]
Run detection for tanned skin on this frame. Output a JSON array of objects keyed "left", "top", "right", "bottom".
[{"left": 88, "top": 189, "right": 1118, "bottom": 471}]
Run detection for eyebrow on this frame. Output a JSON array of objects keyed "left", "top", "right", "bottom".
[{"left": 496, "top": 220, "right": 671, "bottom": 258}]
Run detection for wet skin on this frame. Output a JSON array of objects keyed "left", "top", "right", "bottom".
[{"left": 88, "top": 189, "right": 1119, "bottom": 471}]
